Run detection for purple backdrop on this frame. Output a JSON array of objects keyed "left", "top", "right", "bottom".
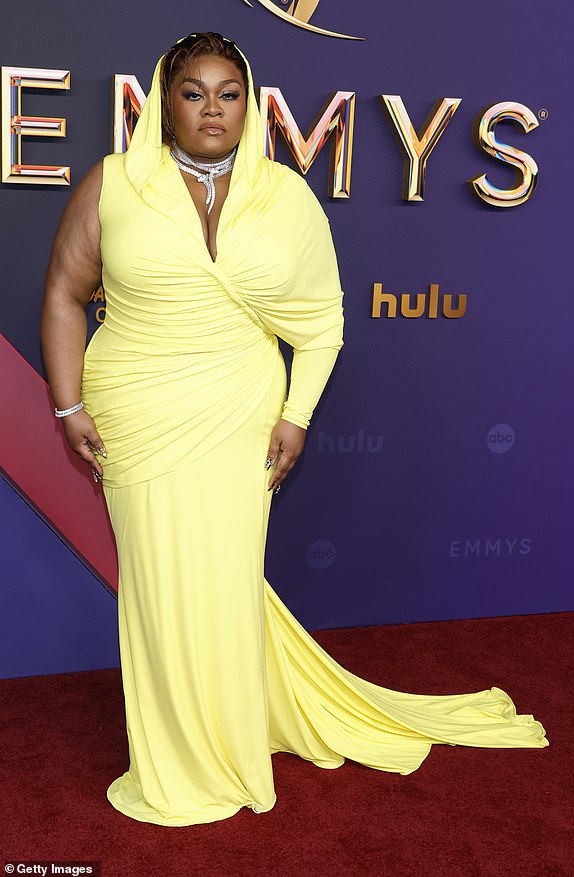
[{"left": 1, "top": 0, "right": 572, "bottom": 678}]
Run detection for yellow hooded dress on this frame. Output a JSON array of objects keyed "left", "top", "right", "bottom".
[{"left": 81, "top": 40, "right": 548, "bottom": 826}]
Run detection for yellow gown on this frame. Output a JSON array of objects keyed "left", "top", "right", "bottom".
[{"left": 81, "top": 43, "right": 548, "bottom": 826}]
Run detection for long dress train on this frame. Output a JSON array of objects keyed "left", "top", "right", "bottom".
[{"left": 99, "top": 342, "right": 548, "bottom": 827}]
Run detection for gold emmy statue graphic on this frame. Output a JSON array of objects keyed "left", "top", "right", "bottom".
[{"left": 241, "top": 0, "right": 364, "bottom": 40}]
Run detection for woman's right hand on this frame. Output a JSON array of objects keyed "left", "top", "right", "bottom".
[
  {"left": 61, "top": 409, "right": 106, "bottom": 482},
  {"left": 41, "top": 160, "right": 105, "bottom": 483}
]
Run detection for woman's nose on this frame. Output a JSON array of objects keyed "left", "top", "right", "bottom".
[{"left": 203, "top": 95, "right": 222, "bottom": 115}]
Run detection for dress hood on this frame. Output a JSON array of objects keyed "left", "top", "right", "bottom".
[{"left": 123, "top": 34, "right": 265, "bottom": 210}]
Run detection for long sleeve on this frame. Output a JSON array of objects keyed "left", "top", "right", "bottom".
[
  {"left": 281, "top": 346, "right": 340, "bottom": 429},
  {"left": 252, "top": 170, "right": 344, "bottom": 429}
]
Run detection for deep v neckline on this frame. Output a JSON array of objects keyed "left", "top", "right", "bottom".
[{"left": 173, "top": 162, "right": 233, "bottom": 266}]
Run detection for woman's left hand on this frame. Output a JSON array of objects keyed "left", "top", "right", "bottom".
[{"left": 266, "top": 418, "right": 307, "bottom": 493}]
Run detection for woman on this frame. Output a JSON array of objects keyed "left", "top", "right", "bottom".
[{"left": 41, "top": 32, "right": 548, "bottom": 827}]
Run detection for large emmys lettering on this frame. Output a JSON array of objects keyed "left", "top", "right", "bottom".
[
  {"left": 0, "top": 66, "right": 540, "bottom": 207},
  {"left": 379, "top": 95, "right": 539, "bottom": 206},
  {"left": 468, "top": 102, "right": 539, "bottom": 207},
  {"left": 112, "top": 75, "right": 146, "bottom": 153},
  {"left": 378, "top": 95, "right": 461, "bottom": 201},
  {"left": 1, "top": 66, "right": 70, "bottom": 184},
  {"left": 258, "top": 86, "right": 355, "bottom": 197},
  {"left": 371, "top": 282, "right": 467, "bottom": 319}
]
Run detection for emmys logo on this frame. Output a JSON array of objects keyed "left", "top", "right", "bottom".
[
  {"left": 240, "top": 0, "right": 363, "bottom": 41},
  {"left": 449, "top": 538, "right": 531, "bottom": 558}
]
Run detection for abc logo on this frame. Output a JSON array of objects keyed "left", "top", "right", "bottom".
[
  {"left": 306, "top": 539, "right": 337, "bottom": 570},
  {"left": 487, "top": 423, "right": 515, "bottom": 454}
]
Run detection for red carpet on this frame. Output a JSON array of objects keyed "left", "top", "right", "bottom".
[{"left": 1, "top": 610, "right": 572, "bottom": 876}]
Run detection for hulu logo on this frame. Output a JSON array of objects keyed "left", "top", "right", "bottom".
[
  {"left": 372, "top": 282, "right": 467, "bottom": 319},
  {"left": 316, "top": 429, "right": 384, "bottom": 454}
]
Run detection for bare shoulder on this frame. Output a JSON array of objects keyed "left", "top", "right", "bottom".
[
  {"left": 61, "top": 160, "right": 103, "bottom": 226},
  {"left": 46, "top": 161, "right": 105, "bottom": 297},
  {"left": 51, "top": 160, "right": 104, "bottom": 251}
]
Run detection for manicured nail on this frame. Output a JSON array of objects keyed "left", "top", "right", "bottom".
[
  {"left": 92, "top": 470, "right": 99, "bottom": 483},
  {"left": 265, "top": 457, "right": 273, "bottom": 470},
  {"left": 98, "top": 447, "right": 107, "bottom": 458},
  {"left": 274, "top": 484, "right": 281, "bottom": 494}
]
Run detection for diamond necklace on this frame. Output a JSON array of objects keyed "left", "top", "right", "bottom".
[{"left": 170, "top": 139, "right": 238, "bottom": 214}]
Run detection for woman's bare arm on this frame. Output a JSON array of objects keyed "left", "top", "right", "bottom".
[{"left": 41, "top": 161, "right": 107, "bottom": 480}]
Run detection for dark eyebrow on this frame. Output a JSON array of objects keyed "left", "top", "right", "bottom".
[{"left": 181, "top": 77, "right": 242, "bottom": 87}]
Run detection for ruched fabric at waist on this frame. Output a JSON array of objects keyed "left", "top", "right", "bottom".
[
  {"left": 81, "top": 323, "right": 281, "bottom": 488},
  {"left": 100, "top": 288, "right": 268, "bottom": 355}
]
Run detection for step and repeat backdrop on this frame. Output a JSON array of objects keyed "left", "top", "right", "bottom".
[{"left": 1, "top": 0, "right": 572, "bottom": 677}]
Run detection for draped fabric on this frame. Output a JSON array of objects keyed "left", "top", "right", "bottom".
[
  {"left": 83, "top": 42, "right": 344, "bottom": 486},
  {"left": 81, "top": 38, "right": 548, "bottom": 827}
]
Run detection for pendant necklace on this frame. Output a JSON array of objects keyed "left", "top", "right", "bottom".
[{"left": 170, "top": 139, "right": 237, "bottom": 214}]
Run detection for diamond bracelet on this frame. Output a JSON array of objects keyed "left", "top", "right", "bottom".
[{"left": 54, "top": 401, "right": 84, "bottom": 418}]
